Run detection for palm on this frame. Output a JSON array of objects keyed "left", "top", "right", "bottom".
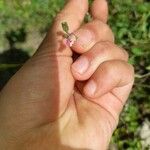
[
  {"left": 0, "top": 55, "right": 105, "bottom": 149},
  {"left": 0, "top": 54, "right": 132, "bottom": 150}
]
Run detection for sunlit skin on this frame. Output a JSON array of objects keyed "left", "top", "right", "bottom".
[{"left": 0, "top": 0, "right": 134, "bottom": 150}]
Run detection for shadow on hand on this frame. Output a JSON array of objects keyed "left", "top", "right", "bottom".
[{"left": 0, "top": 27, "right": 91, "bottom": 150}]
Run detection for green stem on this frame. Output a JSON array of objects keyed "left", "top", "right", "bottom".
[
  {"left": 135, "top": 72, "right": 150, "bottom": 79},
  {"left": 0, "top": 64, "right": 22, "bottom": 70}
]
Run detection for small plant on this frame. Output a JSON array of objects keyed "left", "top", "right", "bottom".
[
  {"left": 61, "top": 22, "right": 69, "bottom": 37},
  {"left": 61, "top": 11, "right": 92, "bottom": 47},
  {"left": 61, "top": 22, "right": 77, "bottom": 47}
]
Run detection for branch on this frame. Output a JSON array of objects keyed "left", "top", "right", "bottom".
[{"left": 135, "top": 72, "right": 150, "bottom": 79}]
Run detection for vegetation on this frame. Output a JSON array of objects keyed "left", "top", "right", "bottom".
[
  {"left": 109, "top": 1, "right": 150, "bottom": 149},
  {"left": 0, "top": 0, "right": 149, "bottom": 149}
]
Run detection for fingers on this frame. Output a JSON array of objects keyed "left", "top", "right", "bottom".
[
  {"left": 82, "top": 60, "right": 134, "bottom": 124},
  {"left": 38, "top": 0, "right": 89, "bottom": 55},
  {"left": 91, "top": 0, "right": 108, "bottom": 23},
  {"left": 71, "top": 20, "right": 114, "bottom": 53},
  {"left": 53, "top": 0, "right": 88, "bottom": 33},
  {"left": 84, "top": 60, "right": 134, "bottom": 99},
  {"left": 75, "top": 60, "right": 134, "bottom": 124},
  {"left": 72, "top": 42, "right": 129, "bottom": 80}
]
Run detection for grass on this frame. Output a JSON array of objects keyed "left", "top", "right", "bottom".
[{"left": 0, "top": 0, "right": 150, "bottom": 149}]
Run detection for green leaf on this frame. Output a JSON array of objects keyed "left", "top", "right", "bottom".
[
  {"left": 61, "top": 22, "right": 69, "bottom": 34},
  {"left": 132, "top": 47, "right": 143, "bottom": 56}
]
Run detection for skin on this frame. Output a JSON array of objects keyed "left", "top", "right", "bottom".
[{"left": 0, "top": 0, "right": 134, "bottom": 150}]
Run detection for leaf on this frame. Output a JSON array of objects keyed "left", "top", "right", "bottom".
[
  {"left": 61, "top": 22, "right": 69, "bottom": 34},
  {"left": 132, "top": 47, "right": 143, "bottom": 56}
]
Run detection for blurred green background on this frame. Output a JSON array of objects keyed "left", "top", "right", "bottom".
[{"left": 0, "top": 0, "right": 150, "bottom": 149}]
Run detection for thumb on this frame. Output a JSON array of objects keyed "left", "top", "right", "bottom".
[
  {"left": 9, "top": 0, "right": 88, "bottom": 120},
  {"left": 33, "top": 0, "right": 89, "bottom": 118},
  {"left": 91, "top": 0, "right": 108, "bottom": 23},
  {"left": 1, "top": 0, "right": 89, "bottom": 122},
  {"left": 38, "top": 0, "right": 89, "bottom": 56}
]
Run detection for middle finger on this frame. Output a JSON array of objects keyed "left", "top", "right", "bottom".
[{"left": 72, "top": 41, "right": 128, "bottom": 81}]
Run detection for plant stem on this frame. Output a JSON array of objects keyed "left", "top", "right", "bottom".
[
  {"left": 135, "top": 72, "right": 150, "bottom": 79},
  {"left": 0, "top": 64, "right": 22, "bottom": 70}
]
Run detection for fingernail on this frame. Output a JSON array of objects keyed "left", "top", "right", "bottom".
[
  {"left": 76, "top": 29, "right": 94, "bottom": 48},
  {"left": 72, "top": 57, "right": 89, "bottom": 74},
  {"left": 84, "top": 80, "right": 97, "bottom": 96}
]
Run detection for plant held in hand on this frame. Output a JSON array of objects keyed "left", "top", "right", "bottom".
[{"left": 62, "top": 22, "right": 77, "bottom": 47}]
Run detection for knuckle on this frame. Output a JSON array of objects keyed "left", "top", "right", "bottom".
[
  {"left": 103, "top": 42, "right": 129, "bottom": 61},
  {"left": 94, "top": 20, "right": 115, "bottom": 42},
  {"left": 129, "top": 64, "right": 135, "bottom": 75},
  {"left": 97, "top": 41, "right": 129, "bottom": 61},
  {"left": 102, "top": 41, "right": 113, "bottom": 49},
  {"left": 97, "top": 41, "right": 112, "bottom": 55},
  {"left": 103, "top": 24, "right": 111, "bottom": 34},
  {"left": 101, "top": 61, "right": 114, "bottom": 76},
  {"left": 117, "top": 46, "right": 129, "bottom": 61},
  {"left": 127, "top": 63, "right": 135, "bottom": 82},
  {"left": 96, "top": 20, "right": 109, "bottom": 31},
  {"left": 105, "top": 28, "right": 114, "bottom": 42},
  {"left": 101, "top": 24, "right": 114, "bottom": 41},
  {"left": 122, "top": 49, "right": 129, "bottom": 60}
]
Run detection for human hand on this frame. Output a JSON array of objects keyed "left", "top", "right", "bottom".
[{"left": 0, "top": 0, "right": 134, "bottom": 150}]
